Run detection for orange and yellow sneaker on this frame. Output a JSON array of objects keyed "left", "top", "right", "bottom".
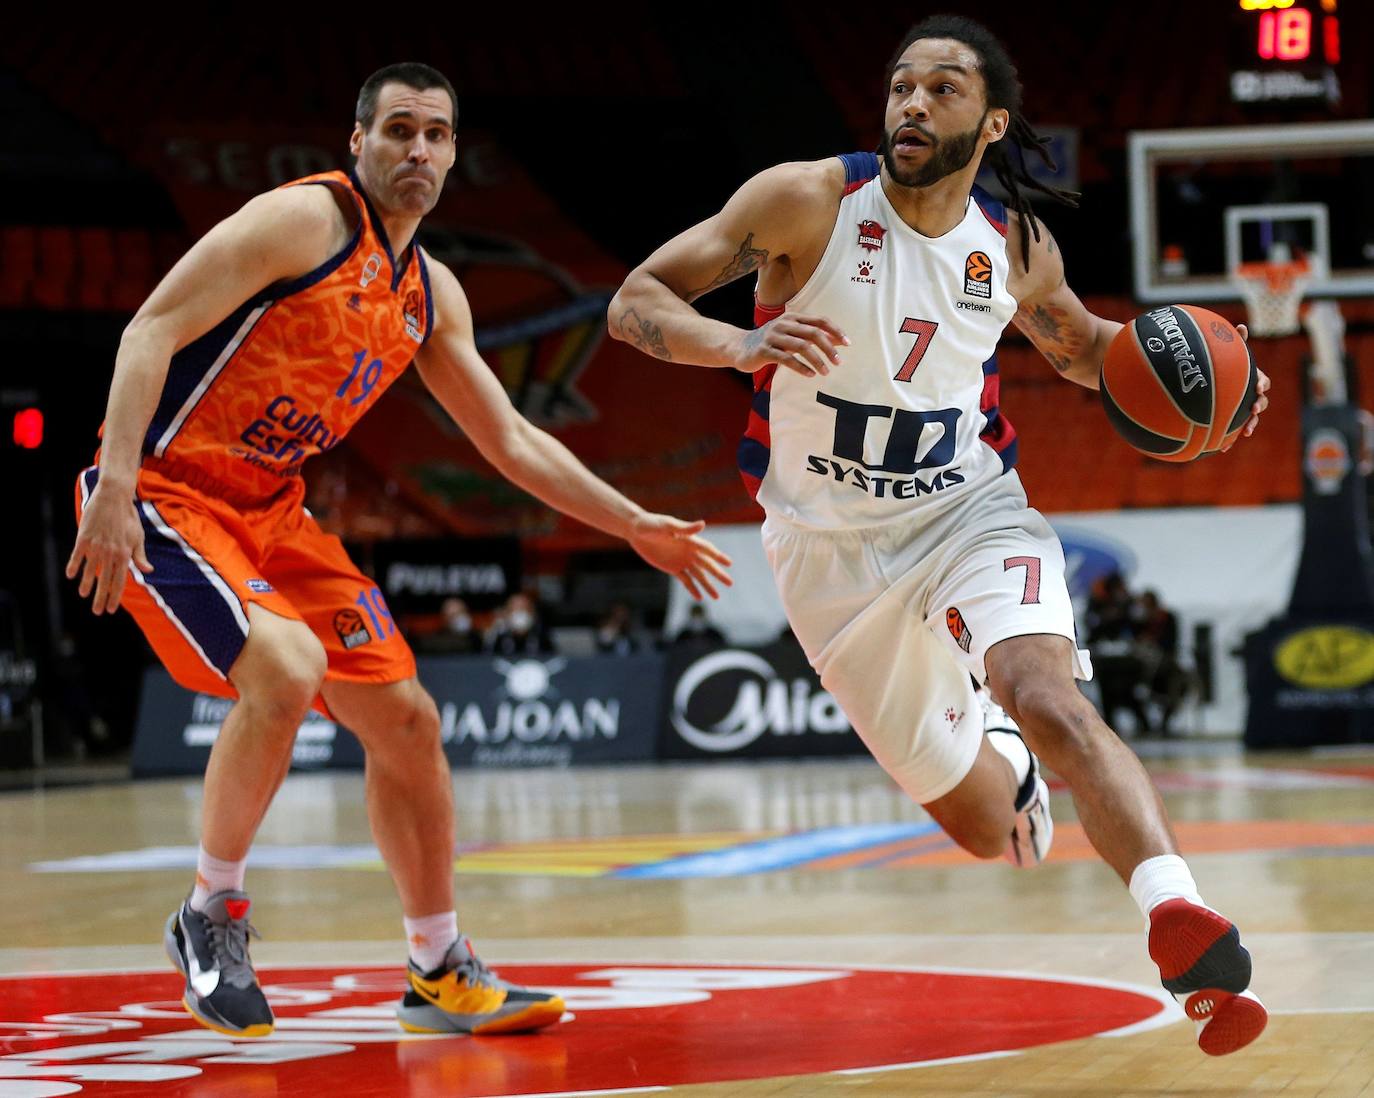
[{"left": 396, "top": 935, "right": 565, "bottom": 1035}]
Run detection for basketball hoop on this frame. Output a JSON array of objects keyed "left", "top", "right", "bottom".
[{"left": 1232, "top": 255, "right": 1311, "bottom": 337}]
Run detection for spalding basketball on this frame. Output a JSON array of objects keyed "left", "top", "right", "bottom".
[{"left": 1100, "top": 305, "right": 1259, "bottom": 462}]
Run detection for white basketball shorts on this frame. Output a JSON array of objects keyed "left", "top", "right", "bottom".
[{"left": 761, "top": 472, "right": 1092, "bottom": 805}]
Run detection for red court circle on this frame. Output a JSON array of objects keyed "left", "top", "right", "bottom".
[{"left": 0, "top": 961, "right": 1175, "bottom": 1096}]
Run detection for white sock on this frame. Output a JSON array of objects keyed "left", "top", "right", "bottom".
[
  {"left": 404, "top": 911, "right": 459, "bottom": 973},
  {"left": 986, "top": 730, "right": 1032, "bottom": 789},
  {"left": 1128, "top": 854, "right": 1205, "bottom": 924},
  {"left": 190, "top": 846, "right": 247, "bottom": 912}
]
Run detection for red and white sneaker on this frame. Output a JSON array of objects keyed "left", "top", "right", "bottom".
[{"left": 1148, "top": 898, "right": 1268, "bottom": 1055}]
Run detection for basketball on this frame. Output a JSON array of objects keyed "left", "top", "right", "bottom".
[{"left": 1099, "top": 305, "right": 1259, "bottom": 462}]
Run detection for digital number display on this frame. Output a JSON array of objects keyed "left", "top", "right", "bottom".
[{"left": 1239, "top": 0, "right": 1339, "bottom": 65}]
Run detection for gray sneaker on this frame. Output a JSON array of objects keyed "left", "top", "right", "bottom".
[
  {"left": 396, "top": 935, "right": 565, "bottom": 1035},
  {"left": 164, "top": 890, "right": 273, "bottom": 1036},
  {"left": 1007, "top": 748, "right": 1053, "bottom": 867}
]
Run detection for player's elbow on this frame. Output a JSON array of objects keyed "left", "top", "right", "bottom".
[
  {"left": 607, "top": 268, "right": 658, "bottom": 344},
  {"left": 119, "top": 310, "right": 179, "bottom": 363},
  {"left": 607, "top": 280, "right": 637, "bottom": 344},
  {"left": 480, "top": 415, "right": 539, "bottom": 480}
]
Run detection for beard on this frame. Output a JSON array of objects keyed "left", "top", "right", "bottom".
[{"left": 880, "top": 122, "right": 983, "bottom": 188}]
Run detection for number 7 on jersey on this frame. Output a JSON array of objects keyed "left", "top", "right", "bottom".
[{"left": 894, "top": 317, "right": 939, "bottom": 383}]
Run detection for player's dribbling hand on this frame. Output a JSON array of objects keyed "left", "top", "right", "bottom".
[
  {"left": 733, "top": 314, "right": 849, "bottom": 378},
  {"left": 66, "top": 483, "right": 154, "bottom": 615},
  {"left": 627, "top": 514, "right": 734, "bottom": 600},
  {"left": 1222, "top": 323, "right": 1271, "bottom": 451}
]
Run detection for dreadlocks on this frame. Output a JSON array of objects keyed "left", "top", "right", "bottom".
[{"left": 885, "top": 15, "right": 1079, "bottom": 270}]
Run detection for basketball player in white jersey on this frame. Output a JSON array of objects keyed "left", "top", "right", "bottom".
[{"left": 609, "top": 15, "right": 1271, "bottom": 1056}]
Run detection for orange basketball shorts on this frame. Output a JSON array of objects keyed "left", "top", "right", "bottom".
[{"left": 75, "top": 463, "right": 416, "bottom": 707}]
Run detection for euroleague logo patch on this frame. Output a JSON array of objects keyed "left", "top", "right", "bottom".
[
  {"left": 333, "top": 608, "right": 373, "bottom": 650},
  {"left": 946, "top": 606, "right": 973, "bottom": 653},
  {"left": 964, "top": 251, "right": 992, "bottom": 299},
  {"left": 402, "top": 288, "right": 424, "bottom": 343},
  {"left": 0, "top": 961, "right": 1174, "bottom": 1096}
]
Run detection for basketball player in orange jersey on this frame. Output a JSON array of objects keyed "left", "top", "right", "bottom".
[
  {"left": 611, "top": 16, "right": 1271, "bottom": 1055},
  {"left": 67, "top": 62, "right": 732, "bottom": 1040}
]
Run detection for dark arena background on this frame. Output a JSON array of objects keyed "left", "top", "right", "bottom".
[{"left": 2, "top": 4, "right": 1374, "bottom": 1096}]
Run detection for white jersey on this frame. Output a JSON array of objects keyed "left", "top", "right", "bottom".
[{"left": 739, "top": 152, "right": 1021, "bottom": 530}]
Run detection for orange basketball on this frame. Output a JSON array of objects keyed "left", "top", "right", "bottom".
[{"left": 1099, "top": 304, "right": 1258, "bottom": 462}]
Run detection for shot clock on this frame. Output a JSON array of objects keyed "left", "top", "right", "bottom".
[{"left": 1231, "top": 0, "right": 1342, "bottom": 107}]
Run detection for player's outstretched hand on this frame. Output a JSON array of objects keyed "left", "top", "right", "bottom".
[
  {"left": 628, "top": 514, "right": 734, "bottom": 600},
  {"left": 66, "top": 482, "right": 154, "bottom": 615},
  {"left": 734, "top": 314, "right": 849, "bottom": 378},
  {"left": 1223, "top": 323, "right": 1271, "bottom": 451}
]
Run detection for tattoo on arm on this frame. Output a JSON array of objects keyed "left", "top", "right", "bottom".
[
  {"left": 1013, "top": 302, "right": 1086, "bottom": 373},
  {"left": 685, "top": 233, "right": 770, "bottom": 301},
  {"left": 617, "top": 307, "right": 672, "bottom": 361}
]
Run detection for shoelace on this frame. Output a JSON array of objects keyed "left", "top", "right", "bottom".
[
  {"left": 452, "top": 936, "right": 500, "bottom": 991},
  {"left": 206, "top": 913, "right": 262, "bottom": 989}
]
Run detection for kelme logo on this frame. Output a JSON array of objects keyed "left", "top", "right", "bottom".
[{"left": 1273, "top": 626, "right": 1374, "bottom": 690}]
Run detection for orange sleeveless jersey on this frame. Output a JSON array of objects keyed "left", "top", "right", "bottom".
[{"left": 141, "top": 169, "right": 433, "bottom": 502}]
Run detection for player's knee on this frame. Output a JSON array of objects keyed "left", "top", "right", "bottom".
[
  {"left": 239, "top": 633, "right": 327, "bottom": 722},
  {"left": 1005, "top": 683, "right": 1101, "bottom": 770},
  {"left": 370, "top": 687, "right": 443, "bottom": 758},
  {"left": 403, "top": 690, "right": 442, "bottom": 747}
]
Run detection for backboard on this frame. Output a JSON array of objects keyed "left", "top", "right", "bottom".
[{"left": 1129, "top": 120, "right": 1374, "bottom": 304}]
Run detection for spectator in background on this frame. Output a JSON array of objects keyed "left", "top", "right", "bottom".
[
  {"left": 487, "top": 592, "right": 555, "bottom": 656},
  {"left": 1084, "top": 572, "right": 1154, "bottom": 736},
  {"left": 671, "top": 603, "right": 725, "bottom": 649},
  {"left": 429, "top": 598, "right": 483, "bottom": 654},
  {"left": 1136, "top": 590, "right": 1188, "bottom": 736},
  {"left": 595, "top": 602, "right": 639, "bottom": 656}
]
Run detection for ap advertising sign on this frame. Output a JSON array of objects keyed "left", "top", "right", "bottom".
[{"left": 658, "top": 641, "right": 863, "bottom": 760}]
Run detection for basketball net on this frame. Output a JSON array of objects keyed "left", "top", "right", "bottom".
[{"left": 1231, "top": 249, "right": 1311, "bottom": 338}]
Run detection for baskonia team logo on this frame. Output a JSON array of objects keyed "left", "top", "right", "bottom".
[{"left": 857, "top": 219, "right": 887, "bottom": 252}]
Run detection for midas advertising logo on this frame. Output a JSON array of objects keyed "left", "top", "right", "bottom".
[
  {"left": 0, "top": 962, "right": 1176, "bottom": 1096},
  {"left": 671, "top": 650, "right": 849, "bottom": 752},
  {"left": 1274, "top": 625, "right": 1374, "bottom": 690}
]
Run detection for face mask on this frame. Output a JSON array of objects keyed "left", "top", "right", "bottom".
[
  {"left": 509, "top": 610, "right": 534, "bottom": 632},
  {"left": 448, "top": 615, "right": 471, "bottom": 632}
]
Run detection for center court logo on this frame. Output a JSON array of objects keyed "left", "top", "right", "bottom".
[
  {"left": 671, "top": 650, "right": 849, "bottom": 752},
  {"left": 0, "top": 962, "right": 1176, "bottom": 1096}
]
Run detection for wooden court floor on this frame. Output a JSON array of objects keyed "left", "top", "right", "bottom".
[{"left": 2, "top": 746, "right": 1372, "bottom": 1097}]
